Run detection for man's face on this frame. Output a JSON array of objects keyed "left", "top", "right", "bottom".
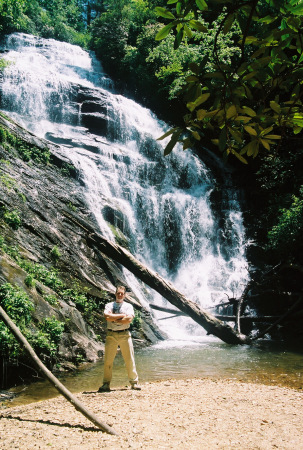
[{"left": 115, "top": 288, "right": 125, "bottom": 303}]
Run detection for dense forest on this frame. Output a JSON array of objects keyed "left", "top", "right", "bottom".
[{"left": 0, "top": 0, "right": 303, "bottom": 387}]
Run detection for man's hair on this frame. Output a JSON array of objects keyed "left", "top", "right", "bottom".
[{"left": 116, "top": 285, "right": 126, "bottom": 293}]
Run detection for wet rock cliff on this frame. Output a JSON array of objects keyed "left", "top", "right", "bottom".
[{"left": 0, "top": 112, "right": 164, "bottom": 388}]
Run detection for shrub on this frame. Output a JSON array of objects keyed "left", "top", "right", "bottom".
[
  {"left": 3, "top": 209, "right": 21, "bottom": 230},
  {"left": 50, "top": 245, "right": 62, "bottom": 262},
  {"left": 268, "top": 187, "right": 303, "bottom": 258},
  {"left": 24, "top": 274, "right": 36, "bottom": 288},
  {"left": 0, "top": 283, "right": 34, "bottom": 358}
]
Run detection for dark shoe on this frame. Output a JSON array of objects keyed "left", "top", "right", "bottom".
[
  {"left": 130, "top": 383, "right": 141, "bottom": 390},
  {"left": 98, "top": 383, "right": 110, "bottom": 392}
]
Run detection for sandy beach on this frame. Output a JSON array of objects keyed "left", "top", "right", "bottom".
[{"left": 0, "top": 378, "right": 303, "bottom": 449}]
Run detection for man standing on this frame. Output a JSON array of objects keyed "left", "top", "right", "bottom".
[{"left": 98, "top": 285, "right": 141, "bottom": 392}]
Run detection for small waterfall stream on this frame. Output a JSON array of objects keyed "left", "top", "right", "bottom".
[{"left": 0, "top": 33, "right": 249, "bottom": 339}]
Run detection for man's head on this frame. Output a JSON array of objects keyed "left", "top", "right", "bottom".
[{"left": 115, "top": 285, "right": 126, "bottom": 303}]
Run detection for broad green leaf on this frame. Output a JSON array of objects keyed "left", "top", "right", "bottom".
[
  {"left": 167, "top": 0, "right": 178, "bottom": 3},
  {"left": 247, "top": 140, "right": 258, "bottom": 157},
  {"left": 258, "top": 15, "right": 277, "bottom": 24},
  {"left": 211, "top": 139, "right": 219, "bottom": 146},
  {"left": 226, "top": 105, "right": 237, "bottom": 119},
  {"left": 244, "top": 125, "right": 257, "bottom": 136},
  {"left": 229, "top": 128, "right": 243, "bottom": 144},
  {"left": 235, "top": 115, "right": 252, "bottom": 124},
  {"left": 205, "top": 109, "right": 220, "bottom": 118},
  {"left": 249, "top": 56, "right": 272, "bottom": 69},
  {"left": 260, "top": 138, "right": 270, "bottom": 150},
  {"left": 196, "top": 109, "right": 207, "bottom": 120},
  {"left": 195, "top": 0, "right": 208, "bottom": 11},
  {"left": 231, "top": 149, "right": 248, "bottom": 164},
  {"left": 155, "top": 23, "right": 174, "bottom": 41},
  {"left": 270, "top": 101, "right": 281, "bottom": 114},
  {"left": 242, "top": 106, "right": 256, "bottom": 117},
  {"left": 189, "top": 20, "right": 208, "bottom": 32},
  {"left": 155, "top": 7, "right": 176, "bottom": 19},
  {"left": 176, "top": 2, "right": 182, "bottom": 14},
  {"left": 260, "top": 126, "right": 273, "bottom": 136},
  {"left": 164, "top": 130, "right": 182, "bottom": 156},
  {"left": 242, "top": 71, "right": 257, "bottom": 81},
  {"left": 191, "top": 130, "right": 201, "bottom": 140},
  {"left": 243, "top": 36, "right": 259, "bottom": 45},
  {"left": 174, "top": 28, "right": 184, "bottom": 49},
  {"left": 157, "top": 127, "right": 179, "bottom": 141},
  {"left": 223, "top": 13, "right": 235, "bottom": 34},
  {"left": 187, "top": 93, "right": 210, "bottom": 111},
  {"left": 265, "top": 134, "right": 281, "bottom": 139},
  {"left": 251, "top": 48, "right": 266, "bottom": 59}
]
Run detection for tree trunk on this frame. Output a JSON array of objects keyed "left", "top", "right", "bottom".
[
  {"left": 0, "top": 305, "right": 118, "bottom": 436},
  {"left": 87, "top": 232, "right": 249, "bottom": 345}
]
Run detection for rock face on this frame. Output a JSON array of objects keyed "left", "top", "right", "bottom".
[{"left": 0, "top": 113, "right": 164, "bottom": 388}]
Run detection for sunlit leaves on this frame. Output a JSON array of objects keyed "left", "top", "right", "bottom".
[
  {"left": 155, "top": 7, "right": 175, "bottom": 19},
  {"left": 156, "top": 22, "right": 175, "bottom": 40},
  {"left": 154, "top": 0, "right": 303, "bottom": 162}
]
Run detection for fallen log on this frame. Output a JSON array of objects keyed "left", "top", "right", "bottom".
[
  {"left": 0, "top": 305, "right": 118, "bottom": 436},
  {"left": 61, "top": 211, "right": 249, "bottom": 344},
  {"left": 86, "top": 231, "right": 249, "bottom": 345}
]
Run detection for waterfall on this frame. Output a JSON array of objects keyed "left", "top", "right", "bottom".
[{"left": 0, "top": 33, "right": 249, "bottom": 339}]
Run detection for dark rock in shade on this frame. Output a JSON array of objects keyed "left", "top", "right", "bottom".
[{"left": 0, "top": 113, "right": 165, "bottom": 388}]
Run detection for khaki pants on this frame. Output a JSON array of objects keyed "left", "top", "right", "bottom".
[{"left": 103, "top": 330, "right": 138, "bottom": 384}]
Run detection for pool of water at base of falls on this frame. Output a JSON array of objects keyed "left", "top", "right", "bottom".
[{"left": 3, "top": 336, "right": 303, "bottom": 407}]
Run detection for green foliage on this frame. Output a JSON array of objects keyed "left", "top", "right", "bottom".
[
  {"left": 44, "top": 294, "right": 59, "bottom": 306},
  {"left": 0, "top": 0, "right": 30, "bottom": 33},
  {"left": 0, "top": 172, "right": 26, "bottom": 202},
  {"left": 60, "top": 162, "right": 75, "bottom": 177},
  {"left": 0, "top": 0, "right": 89, "bottom": 46},
  {"left": 50, "top": 245, "right": 62, "bottom": 263},
  {"left": 25, "top": 316, "right": 64, "bottom": 359},
  {"left": 0, "top": 283, "right": 34, "bottom": 359},
  {"left": 267, "top": 187, "right": 303, "bottom": 257},
  {"left": 39, "top": 316, "right": 64, "bottom": 345},
  {"left": 0, "top": 126, "right": 50, "bottom": 164},
  {"left": 130, "top": 309, "right": 142, "bottom": 331},
  {"left": 155, "top": 1, "right": 303, "bottom": 163},
  {"left": 24, "top": 274, "right": 36, "bottom": 288},
  {"left": 89, "top": 0, "right": 159, "bottom": 90},
  {"left": 0, "top": 236, "right": 106, "bottom": 320},
  {"left": 1, "top": 208, "right": 22, "bottom": 230},
  {"left": 0, "top": 283, "right": 33, "bottom": 324}
]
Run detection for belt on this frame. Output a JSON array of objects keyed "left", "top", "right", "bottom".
[{"left": 108, "top": 329, "right": 129, "bottom": 333}]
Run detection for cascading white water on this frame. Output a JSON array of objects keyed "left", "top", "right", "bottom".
[{"left": 0, "top": 33, "right": 249, "bottom": 339}]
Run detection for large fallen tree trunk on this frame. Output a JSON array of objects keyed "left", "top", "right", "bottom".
[
  {"left": 0, "top": 305, "right": 118, "bottom": 436},
  {"left": 86, "top": 231, "right": 249, "bottom": 345}
]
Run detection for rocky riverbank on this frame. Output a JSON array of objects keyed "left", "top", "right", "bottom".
[{"left": 1, "top": 378, "right": 303, "bottom": 449}]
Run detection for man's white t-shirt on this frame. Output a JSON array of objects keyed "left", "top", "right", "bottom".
[{"left": 105, "top": 301, "right": 134, "bottom": 331}]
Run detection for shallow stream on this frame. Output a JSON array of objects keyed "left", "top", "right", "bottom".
[{"left": 4, "top": 337, "right": 303, "bottom": 408}]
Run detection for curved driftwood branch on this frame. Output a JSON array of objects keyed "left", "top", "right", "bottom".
[{"left": 0, "top": 305, "right": 118, "bottom": 436}]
